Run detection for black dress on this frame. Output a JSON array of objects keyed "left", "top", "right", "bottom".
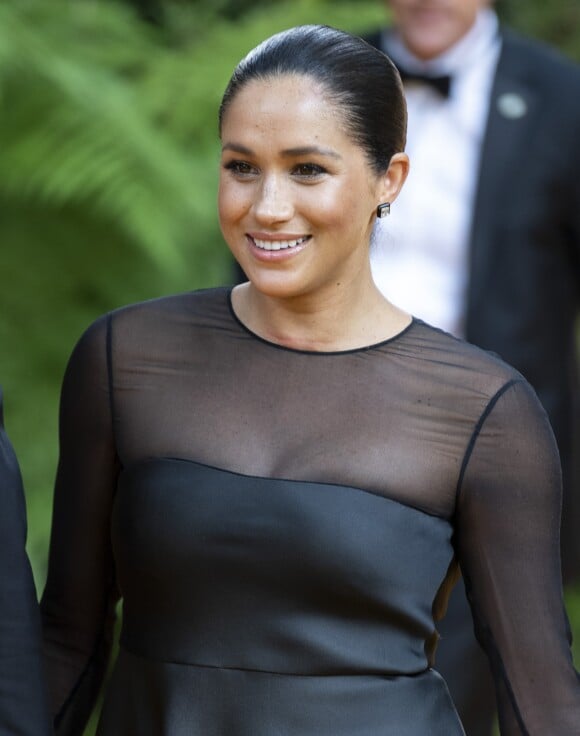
[
  {"left": 41, "top": 288, "right": 580, "bottom": 735},
  {"left": 0, "top": 390, "right": 51, "bottom": 735}
]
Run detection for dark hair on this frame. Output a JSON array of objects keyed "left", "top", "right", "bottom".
[{"left": 219, "top": 25, "right": 407, "bottom": 175}]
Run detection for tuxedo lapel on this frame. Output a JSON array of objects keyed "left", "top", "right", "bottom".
[{"left": 467, "top": 31, "right": 541, "bottom": 317}]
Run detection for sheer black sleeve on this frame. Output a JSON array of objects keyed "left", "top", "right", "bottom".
[
  {"left": 40, "top": 316, "right": 121, "bottom": 735},
  {"left": 455, "top": 378, "right": 580, "bottom": 734}
]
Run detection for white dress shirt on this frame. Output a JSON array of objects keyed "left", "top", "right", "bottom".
[{"left": 371, "top": 10, "right": 501, "bottom": 337}]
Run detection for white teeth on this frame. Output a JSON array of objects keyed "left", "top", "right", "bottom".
[{"left": 252, "top": 236, "right": 308, "bottom": 251}]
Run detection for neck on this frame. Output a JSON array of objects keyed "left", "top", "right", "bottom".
[{"left": 232, "top": 267, "right": 410, "bottom": 352}]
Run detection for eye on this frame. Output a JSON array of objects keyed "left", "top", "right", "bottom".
[
  {"left": 292, "top": 163, "right": 327, "bottom": 179},
  {"left": 223, "top": 160, "right": 258, "bottom": 177}
]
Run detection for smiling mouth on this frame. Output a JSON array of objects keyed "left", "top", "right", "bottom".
[{"left": 250, "top": 235, "right": 311, "bottom": 251}]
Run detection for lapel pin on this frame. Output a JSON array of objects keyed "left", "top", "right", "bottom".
[{"left": 497, "top": 92, "right": 528, "bottom": 120}]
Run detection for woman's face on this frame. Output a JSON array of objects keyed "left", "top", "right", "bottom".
[{"left": 218, "top": 74, "right": 402, "bottom": 301}]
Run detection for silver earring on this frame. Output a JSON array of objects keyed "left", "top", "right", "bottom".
[{"left": 377, "top": 203, "right": 390, "bottom": 218}]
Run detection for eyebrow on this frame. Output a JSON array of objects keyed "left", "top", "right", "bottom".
[{"left": 221, "top": 143, "right": 342, "bottom": 160}]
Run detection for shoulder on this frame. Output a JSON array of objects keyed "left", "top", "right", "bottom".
[
  {"left": 68, "top": 287, "right": 232, "bottom": 368},
  {"left": 404, "top": 322, "right": 555, "bottom": 450},
  {"left": 496, "top": 28, "right": 580, "bottom": 174},
  {"left": 499, "top": 28, "right": 580, "bottom": 93},
  {"left": 404, "top": 319, "right": 526, "bottom": 398},
  {"left": 109, "top": 286, "right": 230, "bottom": 325},
  {"left": 81, "top": 287, "right": 231, "bottom": 338}
]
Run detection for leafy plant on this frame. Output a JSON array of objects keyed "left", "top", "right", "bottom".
[{"left": 0, "top": 0, "right": 385, "bottom": 581}]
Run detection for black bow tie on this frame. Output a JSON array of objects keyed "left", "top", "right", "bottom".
[{"left": 396, "top": 65, "right": 452, "bottom": 98}]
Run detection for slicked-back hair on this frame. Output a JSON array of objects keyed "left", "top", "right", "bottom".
[{"left": 219, "top": 24, "right": 407, "bottom": 175}]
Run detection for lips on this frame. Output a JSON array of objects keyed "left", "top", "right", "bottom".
[{"left": 250, "top": 235, "right": 310, "bottom": 251}]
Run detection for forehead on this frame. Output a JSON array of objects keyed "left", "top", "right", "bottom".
[{"left": 221, "top": 74, "right": 347, "bottom": 140}]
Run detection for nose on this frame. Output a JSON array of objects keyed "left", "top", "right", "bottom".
[{"left": 252, "top": 173, "right": 294, "bottom": 224}]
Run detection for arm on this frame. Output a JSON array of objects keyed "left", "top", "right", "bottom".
[
  {"left": 454, "top": 378, "right": 580, "bottom": 735},
  {"left": 40, "top": 314, "right": 121, "bottom": 735},
  {"left": 0, "top": 391, "right": 51, "bottom": 735}
]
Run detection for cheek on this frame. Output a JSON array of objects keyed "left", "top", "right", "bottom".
[
  {"left": 302, "top": 192, "right": 343, "bottom": 227},
  {"left": 456, "top": 4, "right": 481, "bottom": 37},
  {"left": 218, "top": 180, "right": 249, "bottom": 228},
  {"left": 297, "top": 180, "right": 364, "bottom": 230},
  {"left": 329, "top": 175, "right": 376, "bottom": 218}
]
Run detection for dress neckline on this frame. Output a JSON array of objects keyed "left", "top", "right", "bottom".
[{"left": 226, "top": 287, "right": 416, "bottom": 356}]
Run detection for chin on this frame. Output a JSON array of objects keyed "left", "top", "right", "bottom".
[
  {"left": 407, "top": 26, "right": 457, "bottom": 60},
  {"left": 246, "top": 270, "right": 310, "bottom": 301}
]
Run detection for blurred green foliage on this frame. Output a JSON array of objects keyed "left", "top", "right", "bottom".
[
  {"left": 0, "top": 0, "right": 578, "bottom": 731},
  {"left": 498, "top": 0, "right": 580, "bottom": 59},
  {"left": 0, "top": 0, "right": 387, "bottom": 582}
]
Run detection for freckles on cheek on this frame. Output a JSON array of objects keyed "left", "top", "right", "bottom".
[
  {"left": 308, "top": 189, "right": 349, "bottom": 223},
  {"left": 218, "top": 186, "right": 247, "bottom": 222}
]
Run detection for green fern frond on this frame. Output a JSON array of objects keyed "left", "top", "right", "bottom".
[{"left": 0, "top": 3, "right": 210, "bottom": 270}]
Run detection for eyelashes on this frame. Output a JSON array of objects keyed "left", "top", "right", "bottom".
[
  {"left": 222, "top": 160, "right": 328, "bottom": 181},
  {"left": 292, "top": 163, "right": 327, "bottom": 178},
  {"left": 223, "top": 160, "right": 257, "bottom": 177}
]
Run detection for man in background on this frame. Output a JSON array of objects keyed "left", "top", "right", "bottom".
[{"left": 366, "top": 1, "right": 580, "bottom": 734}]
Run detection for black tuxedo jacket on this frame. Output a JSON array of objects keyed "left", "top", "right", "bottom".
[
  {"left": 366, "top": 28, "right": 580, "bottom": 579},
  {"left": 0, "top": 392, "right": 50, "bottom": 734}
]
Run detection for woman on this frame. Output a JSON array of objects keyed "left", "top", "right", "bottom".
[
  {"left": 41, "top": 25, "right": 580, "bottom": 735},
  {"left": 0, "top": 390, "right": 50, "bottom": 735}
]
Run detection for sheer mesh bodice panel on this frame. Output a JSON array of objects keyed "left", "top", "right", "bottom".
[{"left": 41, "top": 288, "right": 580, "bottom": 735}]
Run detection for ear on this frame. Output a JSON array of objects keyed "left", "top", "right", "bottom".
[{"left": 377, "top": 152, "right": 410, "bottom": 206}]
